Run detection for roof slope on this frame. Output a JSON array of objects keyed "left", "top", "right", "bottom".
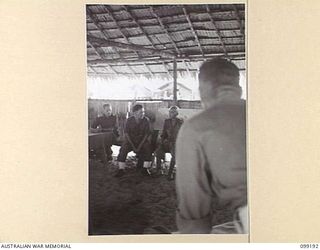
[{"left": 87, "top": 4, "right": 245, "bottom": 79}]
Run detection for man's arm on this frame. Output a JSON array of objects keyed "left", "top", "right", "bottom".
[
  {"left": 124, "top": 118, "right": 137, "bottom": 151},
  {"left": 90, "top": 118, "right": 101, "bottom": 132},
  {"left": 113, "top": 115, "right": 120, "bottom": 137},
  {"left": 136, "top": 118, "right": 151, "bottom": 152},
  {"left": 175, "top": 123, "right": 213, "bottom": 234},
  {"left": 136, "top": 134, "right": 149, "bottom": 152},
  {"left": 125, "top": 133, "right": 137, "bottom": 152},
  {"left": 160, "top": 120, "right": 169, "bottom": 143}
]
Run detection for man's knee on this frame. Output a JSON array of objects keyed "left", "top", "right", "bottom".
[{"left": 117, "top": 143, "right": 131, "bottom": 162}]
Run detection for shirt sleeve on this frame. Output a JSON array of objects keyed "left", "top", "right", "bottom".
[
  {"left": 124, "top": 118, "right": 130, "bottom": 134},
  {"left": 175, "top": 122, "right": 213, "bottom": 234},
  {"left": 160, "top": 120, "right": 168, "bottom": 140},
  {"left": 91, "top": 117, "right": 100, "bottom": 129},
  {"left": 113, "top": 116, "right": 119, "bottom": 137},
  {"left": 144, "top": 118, "right": 151, "bottom": 135}
]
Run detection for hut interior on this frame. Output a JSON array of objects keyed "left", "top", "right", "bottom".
[{"left": 87, "top": 4, "right": 246, "bottom": 235}]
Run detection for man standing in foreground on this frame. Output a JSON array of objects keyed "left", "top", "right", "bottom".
[{"left": 175, "top": 58, "right": 247, "bottom": 234}]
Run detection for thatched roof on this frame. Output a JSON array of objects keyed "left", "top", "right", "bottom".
[{"left": 86, "top": 4, "right": 245, "bottom": 79}]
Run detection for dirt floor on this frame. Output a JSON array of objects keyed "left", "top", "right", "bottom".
[{"left": 88, "top": 155, "right": 234, "bottom": 235}]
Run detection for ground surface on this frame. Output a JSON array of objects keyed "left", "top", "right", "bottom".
[{"left": 88, "top": 156, "right": 234, "bottom": 235}]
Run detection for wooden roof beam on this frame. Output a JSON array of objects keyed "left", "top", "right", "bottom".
[
  {"left": 122, "top": 5, "right": 156, "bottom": 49},
  {"left": 149, "top": 6, "right": 190, "bottom": 76},
  {"left": 90, "top": 68, "right": 242, "bottom": 74},
  {"left": 122, "top": 7, "right": 175, "bottom": 78},
  {"left": 206, "top": 5, "right": 229, "bottom": 58},
  {"left": 88, "top": 35, "right": 175, "bottom": 58},
  {"left": 232, "top": 4, "right": 245, "bottom": 39},
  {"left": 182, "top": 6, "right": 205, "bottom": 57},
  {"left": 87, "top": 41, "right": 119, "bottom": 76},
  {"left": 103, "top": 6, "right": 154, "bottom": 78},
  {"left": 87, "top": 8, "right": 120, "bottom": 57},
  {"left": 162, "top": 62, "right": 172, "bottom": 79},
  {"left": 143, "top": 64, "right": 155, "bottom": 78},
  {"left": 103, "top": 5, "right": 139, "bottom": 58},
  {"left": 88, "top": 66, "right": 246, "bottom": 78},
  {"left": 93, "top": 8, "right": 244, "bottom": 19},
  {"left": 88, "top": 52, "right": 246, "bottom": 65},
  {"left": 87, "top": 8, "right": 136, "bottom": 75},
  {"left": 87, "top": 26, "right": 244, "bottom": 36},
  {"left": 149, "top": 6, "right": 179, "bottom": 54}
]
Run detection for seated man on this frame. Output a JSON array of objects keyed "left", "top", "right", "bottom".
[
  {"left": 91, "top": 103, "right": 119, "bottom": 161},
  {"left": 115, "top": 104, "right": 153, "bottom": 177},
  {"left": 155, "top": 106, "right": 183, "bottom": 180}
]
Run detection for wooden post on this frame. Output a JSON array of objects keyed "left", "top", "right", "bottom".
[{"left": 173, "top": 58, "right": 178, "bottom": 106}]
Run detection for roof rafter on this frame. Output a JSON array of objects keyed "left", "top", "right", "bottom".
[
  {"left": 88, "top": 52, "right": 245, "bottom": 65},
  {"left": 88, "top": 35, "right": 175, "bottom": 58},
  {"left": 232, "top": 4, "right": 245, "bottom": 39},
  {"left": 122, "top": 5, "right": 156, "bottom": 48},
  {"left": 122, "top": 5, "right": 180, "bottom": 80},
  {"left": 182, "top": 6, "right": 205, "bottom": 57},
  {"left": 86, "top": 4, "right": 246, "bottom": 79},
  {"left": 87, "top": 33, "right": 244, "bottom": 43},
  {"left": 87, "top": 41, "right": 119, "bottom": 76},
  {"left": 149, "top": 6, "right": 190, "bottom": 76},
  {"left": 93, "top": 8, "right": 244, "bottom": 20},
  {"left": 103, "top": 6, "right": 153, "bottom": 78},
  {"left": 162, "top": 62, "right": 172, "bottom": 79},
  {"left": 87, "top": 7, "right": 136, "bottom": 75},
  {"left": 88, "top": 26, "right": 244, "bottom": 35},
  {"left": 206, "top": 5, "right": 229, "bottom": 58},
  {"left": 144, "top": 64, "right": 155, "bottom": 78}
]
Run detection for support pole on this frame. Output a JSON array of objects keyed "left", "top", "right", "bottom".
[{"left": 173, "top": 58, "right": 178, "bottom": 106}]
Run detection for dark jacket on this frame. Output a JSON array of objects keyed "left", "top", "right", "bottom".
[
  {"left": 91, "top": 114, "right": 118, "bottom": 136},
  {"left": 124, "top": 116, "right": 151, "bottom": 144},
  {"left": 161, "top": 118, "right": 183, "bottom": 144}
]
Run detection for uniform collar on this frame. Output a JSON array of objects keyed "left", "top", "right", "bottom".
[{"left": 206, "top": 85, "right": 242, "bottom": 108}]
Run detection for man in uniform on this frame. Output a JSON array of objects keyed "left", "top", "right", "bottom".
[
  {"left": 91, "top": 103, "right": 119, "bottom": 161},
  {"left": 175, "top": 58, "right": 247, "bottom": 233},
  {"left": 155, "top": 106, "right": 183, "bottom": 180},
  {"left": 115, "top": 104, "right": 153, "bottom": 177}
]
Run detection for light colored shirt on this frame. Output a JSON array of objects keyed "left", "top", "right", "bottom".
[{"left": 176, "top": 87, "right": 247, "bottom": 234}]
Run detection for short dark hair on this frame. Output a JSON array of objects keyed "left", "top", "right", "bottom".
[
  {"left": 103, "top": 103, "right": 111, "bottom": 109},
  {"left": 132, "top": 104, "right": 143, "bottom": 113},
  {"left": 198, "top": 58, "right": 240, "bottom": 89},
  {"left": 169, "top": 106, "right": 179, "bottom": 111}
]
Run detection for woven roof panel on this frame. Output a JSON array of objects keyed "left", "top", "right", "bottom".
[{"left": 87, "top": 4, "right": 246, "bottom": 79}]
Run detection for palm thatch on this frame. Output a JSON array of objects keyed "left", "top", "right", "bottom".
[{"left": 87, "top": 4, "right": 245, "bottom": 79}]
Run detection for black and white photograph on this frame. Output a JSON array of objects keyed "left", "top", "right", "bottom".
[{"left": 87, "top": 4, "right": 247, "bottom": 235}]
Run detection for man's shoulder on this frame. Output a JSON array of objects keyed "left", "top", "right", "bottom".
[
  {"left": 185, "top": 110, "right": 209, "bottom": 127},
  {"left": 126, "top": 116, "right": 135, "bottom": 123}
]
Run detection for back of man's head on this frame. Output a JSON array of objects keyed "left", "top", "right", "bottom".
[{"left": 198, "top": 58, "right": 240, "bottom": 89}]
